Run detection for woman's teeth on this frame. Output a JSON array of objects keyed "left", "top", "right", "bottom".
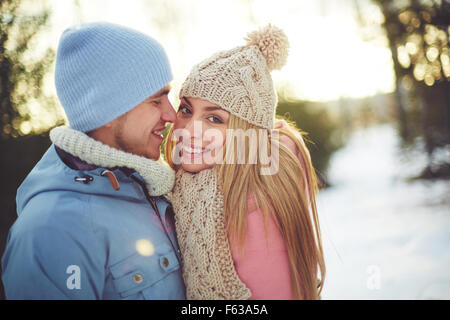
[{"left": 183, "top": 146, "right": 211, "bottom": 154}]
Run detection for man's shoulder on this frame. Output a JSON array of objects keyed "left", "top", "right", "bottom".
[{"left": 12, "top": 191, "right": 92, "bottom": 239}]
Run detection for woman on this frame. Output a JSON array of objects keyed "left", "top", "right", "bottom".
[{"left": 165, "top": 25, "right": 325, "bottom": 300}]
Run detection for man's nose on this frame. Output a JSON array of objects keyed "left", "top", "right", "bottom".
[{"left": 161, "top": 100, "right": 177, "bottom": 123}]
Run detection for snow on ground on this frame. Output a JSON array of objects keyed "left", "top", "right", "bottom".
[{"left": 318, "top": 124, "right": 450, "bottom": 299}]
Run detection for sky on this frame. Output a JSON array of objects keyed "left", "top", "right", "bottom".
[{"left": 46, "top": 0, "right": 395, "bottom": 103}]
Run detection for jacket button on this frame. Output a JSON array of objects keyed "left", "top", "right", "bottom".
[
  {"left": 133, "top": 273, "right": 143, "bottom": 284},
  {"left": 162, "top": 257, "right": 169, "bottom": 268}
]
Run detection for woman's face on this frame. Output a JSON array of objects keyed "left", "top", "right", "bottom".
[{"left": 173, "top": 96, "right": 230, "bottom": 173}]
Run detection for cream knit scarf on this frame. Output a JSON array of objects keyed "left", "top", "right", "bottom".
[
  {"left": 49, "top": 126, "right": 175, "bottom": 196},
  {"left": 171, "top": 168, "right": 251, "bottom": 300}
]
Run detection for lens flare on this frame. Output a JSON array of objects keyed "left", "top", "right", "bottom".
[{"left": 136, "top": 239, "right": 154, "bottom": 256}]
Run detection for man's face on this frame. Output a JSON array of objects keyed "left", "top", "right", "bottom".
[{"left": 111, "top": 85, "right": 176, "bottom": 160}]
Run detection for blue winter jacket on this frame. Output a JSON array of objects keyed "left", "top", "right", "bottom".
[{"left": 1, "top": 145, "right": 186, "bottom": 299}]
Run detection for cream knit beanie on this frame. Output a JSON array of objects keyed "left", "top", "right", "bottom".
[{"left": 180, "top": 24, "right": 289, "bottom": 130}]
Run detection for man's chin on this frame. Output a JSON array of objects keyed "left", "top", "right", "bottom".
[
  {"left": 144, "top": 152, "right": 161, "bottom": 161},
  {"left": 121, "top": 147, "right": 161, "bottom": 161}
]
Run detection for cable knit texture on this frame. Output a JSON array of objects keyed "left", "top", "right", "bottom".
[
  {"left": 180, "top": 24, "right": 289, "bottom": 130},
  {"left": 171, "top": 168, "right": 251, "bottom": 300},
  {"left": 49, "top": 126, "right": 175, "bottom": 196}
]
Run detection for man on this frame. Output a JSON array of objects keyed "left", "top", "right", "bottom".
[{"left": 1, "top": 22, "right": 186, "bottom": 299}]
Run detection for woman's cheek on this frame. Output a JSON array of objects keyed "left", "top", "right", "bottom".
[{"left": 203, "top": 126, "right": 226, "bottom": 148}]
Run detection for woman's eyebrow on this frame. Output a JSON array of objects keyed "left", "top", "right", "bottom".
[
  {"left": 204, "top": 106, "right": 224, "bottom": 112},
  {"left": 183, "top": 97, "right": 223, "bottom": 112},
  {"left": 182, "top": 97, "right": 193, "bottom": 107}
]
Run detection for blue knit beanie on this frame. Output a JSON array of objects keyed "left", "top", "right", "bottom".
[{"left": 55, "top": 22, "right": 172, "bottom": 132}]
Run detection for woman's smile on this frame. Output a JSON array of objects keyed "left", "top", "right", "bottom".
[{"left": 181, "top": 144, "right": 212, "bottom": 160}]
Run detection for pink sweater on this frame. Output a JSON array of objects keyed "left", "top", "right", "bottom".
[{"left": 230, "top": 135, "right": 309, "bottom": 300}]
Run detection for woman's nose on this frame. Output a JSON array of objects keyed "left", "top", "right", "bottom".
[{"left": 184, "top": 118, "right": 203, "bottom": 140}]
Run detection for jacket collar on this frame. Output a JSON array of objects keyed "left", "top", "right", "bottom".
[{"left": 55, "top": 145, "right": 98, "bottom": 171}]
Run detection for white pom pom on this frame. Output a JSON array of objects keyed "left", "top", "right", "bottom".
[{"left": 245, "top": 24, "right": 289, "bottom": 71}]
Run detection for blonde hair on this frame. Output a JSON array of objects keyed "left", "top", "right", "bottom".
[{"left": 165, "top": 115, "right": 325, "bottom": 300}]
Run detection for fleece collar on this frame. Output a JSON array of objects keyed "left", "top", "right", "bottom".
[{"left": 49, "top": 126, "right": 175, "bottom": 196}]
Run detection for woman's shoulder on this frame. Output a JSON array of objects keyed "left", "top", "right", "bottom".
[
  {"left": 275, "top": 119, "right": 308, "bottom": 158},
  {"left": 280, "top": 134, "right": 298, "bottom": 155},
  {"left": 279, "top": 132, "right": 310, "bottom": 185}
]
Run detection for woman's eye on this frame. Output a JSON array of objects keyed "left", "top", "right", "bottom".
[
  {"left": 178, "top": 105, "right": 192, "bottom": 115},
  {"left": 207, "top": 115, "right": 223, "bottom": 124},
  {"left": 149, "top": 100, "right": 161, "bottom": 106}
]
